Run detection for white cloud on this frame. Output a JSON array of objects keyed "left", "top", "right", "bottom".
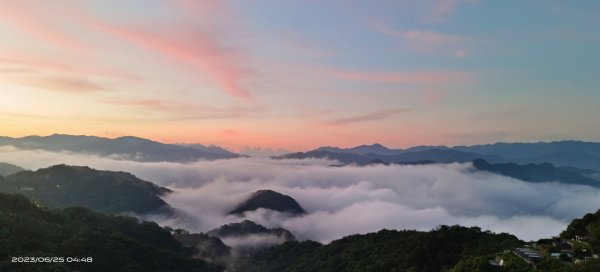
[{"left": 1, "top": 146, "right": 598, "bottom": 243}]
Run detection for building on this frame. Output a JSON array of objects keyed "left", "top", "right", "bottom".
[{"left": 514, "top": 248, "right": 543, "bottom": 263}]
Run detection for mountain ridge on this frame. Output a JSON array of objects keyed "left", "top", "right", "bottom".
[
  {"left": 229, "top": 190, "right": 306, "bottom": 216},
  {"left": 0, "top": 164, "right": 173, "bottom": 214},
  {"left": 0, "top": 134, "right": 241, "bottom": 162},
  {"left": 472, "top": 159, "right": 600, "bottom": 187},
  {"left": 0, "top": 162, "right": 25, "bottom": 177},
  {"left": 280, "top": 140, "right": 600, "bottom": 170}
]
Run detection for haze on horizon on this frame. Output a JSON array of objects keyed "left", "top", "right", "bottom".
[{"left": 1, "top": 0, "right": 599, "bottom": 152}]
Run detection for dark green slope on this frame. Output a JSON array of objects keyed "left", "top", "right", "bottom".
[
  {"left": 562, "top": 209, "right": 600, "bottom": 252},
  {"left": 229, "top": 190, "right": 305, "bottom": 215},
  {"left": 0, "top": 165, "right": 172, "bottom": 214},
  {"left": 0, "top": 193, "right": 222, "bottom": 272},
  {"left": 247, "top": 226, "right": 523, "bottom": 272},
  {"left": 208, "top": 220, "right": 295, "bottom": 241}
]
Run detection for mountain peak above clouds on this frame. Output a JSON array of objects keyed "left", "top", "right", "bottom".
[{"left": 228, "top": 190, "right": 306, "bottom": 216}]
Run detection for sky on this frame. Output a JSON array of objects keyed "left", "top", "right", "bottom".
[{"left": 1, "top": 0, "right": 599, "bottom": 151}]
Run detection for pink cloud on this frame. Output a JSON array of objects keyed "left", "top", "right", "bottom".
[
  {"left": 1, "top": 1, "right": 255, "bottom": 100},
  {"left": 0, "top": 2, "right": 87, "bottom": 53},
  {"left": 88, "top": 17, "right": 254, "bottom": 99}
]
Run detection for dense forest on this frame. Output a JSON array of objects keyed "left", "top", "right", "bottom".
[
  {"left": 0, "top": 165, "right": 172, "bottom": 214},
  {"left": 245, "top": 225, "right": 523, "bottom": 272},
  {"left": 0, "top": 193, "right": 222, "bottom": 272}
]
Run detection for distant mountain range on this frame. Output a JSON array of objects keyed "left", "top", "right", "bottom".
[
  {"left": 472, "top": 159, "right": 600, "bottom": 187},
  {"left": 276, "top": 149, "right": 505, "bottom": 165},
  {"left": 0, "top": 134, "right": 241, "bottom": 162},
  {"left": 2, "top": 135, "right": 599, "bottom": 169},
  {"left": 181, "top": 143, "right": 242, "bottom": 157},
  {"left": 0, "top": 164, "right": 172, "bottom": 214},
  {"left": 277, "top": 141, "right": 600, "bottom": 170}
]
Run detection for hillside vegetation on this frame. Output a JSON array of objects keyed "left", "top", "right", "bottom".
[
  {"left": 0, "top": 165, "right": 172, "bottom": 214},
  {"left": 0, "top": 193, "right": 222, "bottom": 272}
]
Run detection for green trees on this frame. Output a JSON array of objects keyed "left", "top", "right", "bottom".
[
  {"left": 248, "top": 226, "right": 523, "bottom": 272},
  {"left": 0, "top": 165, "right": 172, "bottom": 214},
  {"left": 0, "top": 193, "right": 222, "bottom": 272}
]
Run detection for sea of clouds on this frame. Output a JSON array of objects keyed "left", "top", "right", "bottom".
[{"left": 2, "top": 145, "right": 600, "bottom": 244}]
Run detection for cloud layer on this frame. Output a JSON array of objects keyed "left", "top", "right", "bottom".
[{"left": 1, "top": 146, "right": 599, "bottom": 243}]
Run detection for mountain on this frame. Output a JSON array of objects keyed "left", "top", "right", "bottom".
[
  {"left": 0, "top": 193, "right": 222, "bottom": 272},
  {"left": 0, "top": 162, "right": 25, "bottom": 177},
  {"left": 558, "top": 208, "right": 600, "bottom": 270},
  {"left": 171, "top": 229, "right": 232, "bottom": 262},
  {"left": 284, "top": 141, "right": 600, "bottom": 170},
  {"left": 0, "top": 134, "right": 241, "bottom": 162},
  {"left": 516, "top": 152, "right": 600, "bottom": 171},
  {"left": 173, "top": 221, "right": 296, "bottom": 270},
  {"left": 181, "top": 144, "right": 242, "bottom": 157},
  {"left": 276, "top": 150, "right": 373, "bottom": 164},
  {"left": 208, "top": 220, "right": 295, "bottom": 241},
  {"left": 561, "top": 209, "right": 600, "bottom": 252},
  {"left": 472, "top": 159, "right": 600, "bottom": 187},
  {"left": 454, "top": 141, "right": 600, "bottom": 170},
  {"left": 246, "top": 225, "right": 523, "bottom": 272},
  {"left": 228, "top": 190, "right": 305, "bottom": 215},
  {"left": 0, "top": 165, "right": 172, "bottom": 214},
  {"left": 316, "top": 143, "right": 402, "bottom": 155},
  {"left": 276, "top": 149, "right": 505, "bottom": 165},
  {"left": 454, "top": 141, "right": 600, "bottom": 159},
  {"left": 376, "top": 149, "right": 505, "bottom": 164},
  {"left": 558, "top": 166, "right": 600, "bottom": 180}
]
